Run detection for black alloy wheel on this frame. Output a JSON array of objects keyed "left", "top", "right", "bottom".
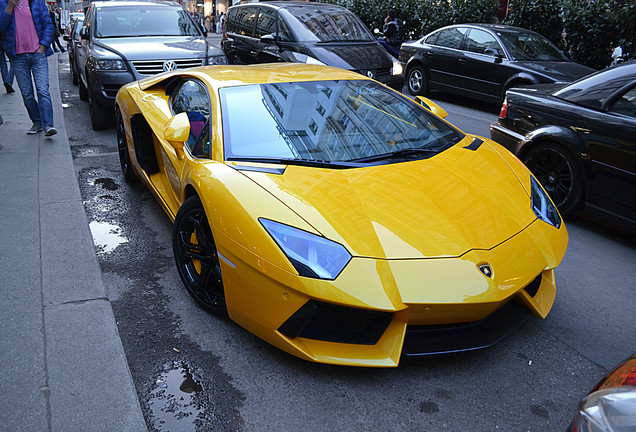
[
  {"left": 173, "top": 196, "right": 227, "bottom": 316},
  {"left": 116, "top": 107, "right": 136, "bottom": 182},
  {"left": 407, "top": 65, "right": 429, "bottom": 96},
  {"left": 524, "top": 143, "right": 584, "bottom": 215}
]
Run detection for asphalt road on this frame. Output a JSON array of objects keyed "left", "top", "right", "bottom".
[{"left": 59, "top": 55, "right": 636, "bottom": 432}]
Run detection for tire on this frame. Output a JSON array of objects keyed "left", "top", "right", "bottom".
[
  {"left": 116, "top": 107, "right": 136, "bottom": 182},
  {"left": 88, "top": 82, "right": 113, "bottom": 130},
  {"left": 78, "top": 74, "right": 87, "bottom": 100},
  {"left": 173, "top": 196, "right": 227, "bottom": 316},
  {"left": 406, "top": 65, "right": 429, "bottom": 96},
  {"left": 523, "top": 143, "right": 584, "bottom": 215},
  {"left": 71, "top": 60, "right": 78, "bottom": 85}
]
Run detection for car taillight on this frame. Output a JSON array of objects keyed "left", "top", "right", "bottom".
[
  {"left": 591, "top": 355, "right": 636, "bottom": 392},
  {"left": 499, "top": 98, "right": 508, "bottom": 118}
]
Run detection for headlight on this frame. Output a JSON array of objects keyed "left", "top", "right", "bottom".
[
  {"left": 531, "top": 176, "right": 561, "bottom": 228},
  {"left": 571, "top": 387, "right": 636, "bottom": 432},
  {"left": 94, "top": 59, "right": 126, "bottom": 71},
  {"left": 208, "top": 55, "right": 228, "bottom": 65},
  {"left": 392, "top": 59, "right": 404, "bottom": 76},
  {"left": 260, "top": 219, "right": 351, "bottom": 280}
]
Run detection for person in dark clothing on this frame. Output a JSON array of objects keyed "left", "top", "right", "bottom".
[
  {"left": 382, "top": 8, "right": 403, "bottom": 50},
  {"left": 49, "top": 9, "right": 64, "bottom": 53}
]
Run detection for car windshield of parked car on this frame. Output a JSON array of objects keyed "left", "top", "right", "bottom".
[
  {"left": 283, "top": 7, "right": 374, "bottom": 42},
  {"left": 553, "top": 65, "right": 636, "bottom": 110},
  {"left": 497, "top": 31, "right": 567, "bottom": 61},
  {"left": 220, "top": 79, "right": 464, "bottom": 164},
  {"left": 95, "top": 6, "right": 201, "bottom": 38}
]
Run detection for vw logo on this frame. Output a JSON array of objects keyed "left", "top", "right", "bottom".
[
  {"left": 163, "top": 60, "right": 178, "bottom": 72},
  {"left": 478, "top": 264, "right": 493, "bottom": 279},
  {"left": 367, "top": 70, "right": 375, "bottom": 79}
]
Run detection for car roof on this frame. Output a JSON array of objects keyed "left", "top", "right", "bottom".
[
  {"left": 90, "top": 0, "right": 183, "bottom": 8},
  {"left": 137, "top": 63, "right": 372, "bottom": 92},
  {"left": 230, "top": 1, "right": 347, "bottom": 10},
  {"left": 437, "top": 23, "right": 541, "bottom": 36}
]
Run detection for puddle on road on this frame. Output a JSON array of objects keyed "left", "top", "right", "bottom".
[
  {"left": 149, "top": 361, "right": 205, "bottom": 432},
  {"left": 89, "top": 221, "right": 128, "bottom": 254}
]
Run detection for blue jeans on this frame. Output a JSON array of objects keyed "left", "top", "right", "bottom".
[
  {"left": 13, "top": 52, "right": 54, "bottom": 128},
  {"left": 0, "top": 40, "right": 14, "bottom": 85}
]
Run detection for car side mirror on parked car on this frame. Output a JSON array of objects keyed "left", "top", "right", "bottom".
[
  {"left": 80, "top": 26, "right": 88, "bottom": 40},
  {"left": 164, "top": 113, "right": 190, "bottom": 160},
  {"left": 260, "top": 33, "right": 276, "bottom": 44},
  {"left": 415, "top": 96, "right": 448, "bottom": 119}
]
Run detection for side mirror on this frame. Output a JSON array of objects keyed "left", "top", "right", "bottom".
[
  {"left": 164, "top": 112, "right": 190, "bottom": 160},
  {"left": 260, "top": 33, "right": 276, "bottom": 44},
  {"left": 63, "top": 35, "right": 71, "bottom": 41},
  {"left": 415, "top": 96, "right": 448, "bottom": 119},
  {"left": 80, "top": 26, "right": 88, "bottom": 40},
  {"left": 494, "top": 54, "right": 504, "bottom": 64}
]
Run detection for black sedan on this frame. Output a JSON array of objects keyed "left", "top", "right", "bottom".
[
  {"left": 63, "top": 17, "right": 84, "bottom": 86},
  {"left": 490, "top": 61, "right": 636, "bottom": 232},
  {"left": 400, "top": 24, "right": 594, "bottom": 104}
]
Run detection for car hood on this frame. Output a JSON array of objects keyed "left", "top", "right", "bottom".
[
  {"left": 96, "top": 36, "right": 213, "bottom": 59},
  {"left": 239, "top": 138, "right": 537, "bottom": 259},
  {"left": 298, "top": 42, "right": 392, "bottom": 71},
  {"left": 514, "top": 61, "right": 595, "bottom": 82}
]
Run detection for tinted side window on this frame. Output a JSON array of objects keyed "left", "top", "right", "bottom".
[
  {"left": 233, "top": 7, "right": 257, "bottom": 36},
  {"left": 278, "top": 15, "right": 293, "bottom": 42},
  {"left": 434, "top": 27, "right": 467, "bottom": 50},
  {"left": 171, "top": 80, "right": 210, "bottom": 158},
  {"left": 465, "top": 29, "right": 501, "bottom": 55},
  {"left": 610, "top": 86, "right": 636, "bottom": 118},
  {"left": 424, "top": 33, "right": 438, "bottom": 45},
  {"left": 255, "top": 8, "right": 277, "bottom": 38},
  {"left": 225, "top": 9, "right": 237, "bottom": 33}
]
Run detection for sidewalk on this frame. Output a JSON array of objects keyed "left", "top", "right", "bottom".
[{"left": 0, "top": 54, "right": 147, "bottom": 431}]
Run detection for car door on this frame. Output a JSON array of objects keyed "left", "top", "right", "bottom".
[
  {"left": 154, "top": 79, "right": 211, "bottom": 214},
  {"left": 75, "top": 6, "right": 93, "bottom": 86},
  {"left": 253, "top": 7, "right": 282, "bottom": 63},
  {"left": 233, "top": 6, "right": 259, "bottom": 64},
  {"left": 460, "top": 28, "right": 511, "bottom": 99},
  {"left": 425, "top": 27, "right": 468, "bottom": 90},
  {"left": 586, "top": 84, "right": 636, "bottom": 222}
]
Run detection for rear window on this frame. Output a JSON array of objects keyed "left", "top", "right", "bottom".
[{"left": 553, "top": 65, "right": 636, "bottom": 110}]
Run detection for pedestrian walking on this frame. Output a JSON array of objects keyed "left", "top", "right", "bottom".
[
  {"left": 0, "top": 0, "right": 57, "bottom": 136},
  {"left": 217, "top": 12, "right": 224, "bottom": 34},
  {"left": 0, "top": 29, "right": 15, "bottom": 92},
  {"left": 49, "top": 9, "right": 65, "bottom": 53}
]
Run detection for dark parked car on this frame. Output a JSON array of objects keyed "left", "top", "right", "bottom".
[
  {"left": 221, "top": 1, "right": 403, "bottom": 89},
  {"left": 76, "top": 0, "right": 227, "bottom": 130},
  {"left": 570, "top": 354, "right": 636, "bottom": 431},
  {"left": 63, "top": 16, "right": 83, "bottom": 85},
  {"left": 400, "top": 24, "right": 594, "bottom": 104},
  {"left": 490, "top": 61, "right": 636, "bottom": 232}
]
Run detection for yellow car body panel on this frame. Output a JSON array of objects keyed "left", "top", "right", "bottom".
[{"left": 116, "top": 63, "right": 569, "bottom": 367}]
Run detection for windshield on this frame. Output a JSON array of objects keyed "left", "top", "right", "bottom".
[
  {"left": 497, "top": 31, "right": 567, "bottom": 61},
  {"left": 284, "top": 7, "right": 374, "bottom": 42},
  {"left": 220, "top": 80, "right": 464, "bottom": 164},
  {"left": 96, "top": 6, "right": 201, "bottom": 38}
]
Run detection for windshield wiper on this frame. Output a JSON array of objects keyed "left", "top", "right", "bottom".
[
  {"left": 349, "top": 147, "right": 441, "bottom": 163},
  {"left": 227, "top": 157, "right": 358, "bottom": 169}
]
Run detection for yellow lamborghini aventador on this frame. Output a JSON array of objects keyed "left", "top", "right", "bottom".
[{"left": 115, "top": 63, "right": 568, "bottom": 367}]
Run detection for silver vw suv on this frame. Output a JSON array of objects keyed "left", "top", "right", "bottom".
[{"left": 76, "top": 0, "right": 227, "bottom": 130}]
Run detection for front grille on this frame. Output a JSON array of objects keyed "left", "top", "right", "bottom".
[
  {"left": 357, "top": 67, "right": 391, "bottom": 82},
  {"left": 278, "top": 300, "right": 392, "bottom": 345},
  {"left": 131, "top": 58, "right": 204, "bottom": 75}
]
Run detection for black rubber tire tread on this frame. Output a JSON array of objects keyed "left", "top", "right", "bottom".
[
  {"left": 173, "top": 196, "right": 228, "bottom": 316},
  {"left": 523, "top": 142, "right": 584, "bottom": 215},
  {"left": 89, "top": 83, "right": 113, "bottom": 130},
  {"left": 116, "top": 107, "right": 136, "bottom": 182}
]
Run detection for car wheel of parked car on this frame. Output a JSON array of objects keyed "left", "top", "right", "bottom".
[
  {"left": 88, "top": 84, "right": 113, "bottom": 130},
  {"left": 116, "top": 107, "right": 136, "bottom": 182},
  {"left": 523, "top": 143, "right": 584, "bottom": 215},
  {"left": 407, "top": 65, "right": 429, "bottom": 96},
  {"left": 78, "top": 76, "right": 87, "bottom": 100},
  {"left": 173, "top": 196, "right": 227, "bottom": 316}
]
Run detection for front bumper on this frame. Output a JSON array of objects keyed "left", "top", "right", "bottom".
[
  {"left": 218, "top": 217, "right": 567, "bottom": 367},
  {"left": 89, "top": 70, "right": 135, "bottom": 109}
]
